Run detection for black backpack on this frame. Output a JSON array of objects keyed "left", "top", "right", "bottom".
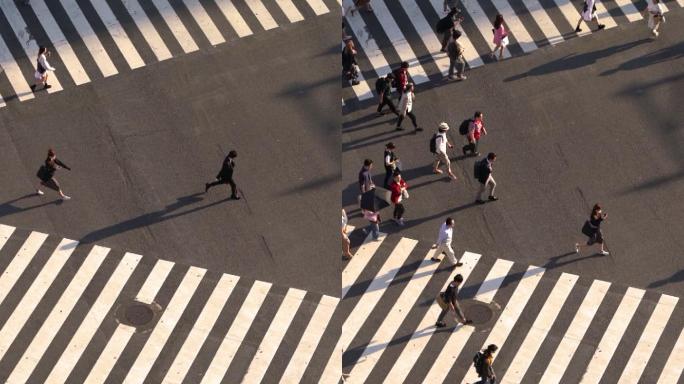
[
  {"left": 473, "top": 158, "right": 485, "bottom": 179},
  {"left": 436, "top": 15, "right": 453, "bottom": 33},
  {"left": 429, "top": 133, "right": 440, "bottom": 154},
  {"left": 391, "top": 68, "right": 401, "bottom": 88},
  {"left": 459, "top": 119, "right": 472, "bottom": 135},
  {"left": 375, "top": 77, "right": 386, "bottom": 94},
  {"left": 473, "top": 351, "right": 485, "bottom": 375}
]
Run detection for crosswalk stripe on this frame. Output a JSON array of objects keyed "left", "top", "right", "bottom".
[
  {"left": 120, "top": 0, "right": 173, "bottom": 62},
  {"left": 244, "top": 0, "right": 280, "bottom": 30},
  {"left": 347, "top": 252, "right": 443, "bottom": 383},
  {"left": 281, "top": 295, "right": 339, "bottom": 383},
  {"left": 618, "top": 294, "right": 679, "bottom": 383},
  {"left": 214, "top": 0, "right": 254, "bottom": 37},
  {"left": 551, "top": 0, "right": 592, "bottom": 37},
  {"left": 490, "top": 0, "right": 539, "bottom": 52},
  {"left": 341, "top": 237, "right": 418, "bottom": 351},
  {"left": 183, "top": 0, "right": 226, "bottom": 46},
  {"left": 594, "top": 1, "right": 619, "bottom": 29},
  {"left": 5, "top": 245, "right": 110, "bottom": 384},
  {"left": 342, "top": 231, "right": 387, "bottom": 299},
  {"left": 45, "top": 252, "right": 143, "bottom": 383},
  {"left": 382, "top": 251, "right": 481, "bottom": 383},
  {"left": 304, "top": 0, "right": 330, "bottom": 16},
  {"left": 150, "top": 0, "right": 201, "bottom": 53},
  {"left": 84, "top": 258, "right": 176, "bottom": 384},
  {"left": 2, "top": 1, "right": 63, "bottom": 93},
  {"left": 162, "top": 273, "right": 240, "bottom": 384},
  {"left": 123, "top": 266, "right": 206, "bottom": 384},
  {"left": 275, "top": 0, "right": 306, "bottom": 23},
  {"left": 0, "top": 223, "right": 16, "bottom": 251},
  {"left": 427, "top": 0, "right": 484, "bottom": 68},
  {"left": 461, "top": 265, "right": 546, "bottom": 384},
  {"left": 60, "top": 0, "right": 119, "bottom": 78},
  {"left": 473, "top": 258, "right": 515, "bottom": 303},
  {"left": 579, "top": 286, "right": 645, "bottom": 384},
  {"left": 614, "top": 0, "right": 644, "bottom": 22},
  {"left": 521, "top": 0, "right": 565, "bottom": 45},
  {"left": 461, "top": 0, "right": 513, "bottom": 59},
  {"left": 503, "top": 272, "right": 579, "bottom": 383},
  {"left": 30, "top": 0, "right": 90, "bottom": 85},
  {"left": 0, "top": 231, "right": 48, "bottom": 303},
  {"left": 320, "top": 338, "right": 343, "bottom": 383},
  {"left": 0, "top": 32, "right": 35, "bottom": 101},
  {"left": 200, "top": 280, "right": 272, "bottom": 384},
  {"left": 342, "top": 4, "right": 393, "bottom": 82},
  {"left": 657, "top": 324, "right": 684, "bottom": 383},
  {"left": 396, "top": 0, "right": 450, "bottom": 77},
  {"left": 242, "top": 287, "right": 308, "bottom": 383},
  {"left": 90, "top": 1, "right": 146, "bottom": 70},
  {"left": 539, "top": 279, "right": 611, "bottom": 384}
]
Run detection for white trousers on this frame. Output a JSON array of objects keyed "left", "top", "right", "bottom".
[{"left": 432, "top": 243, "right": 457, "bottom": 265}]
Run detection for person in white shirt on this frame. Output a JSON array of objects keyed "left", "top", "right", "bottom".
[
  {"left": 643, "top": 0, "right": 665, "bottom": 37},
  {"left": 432, "top": 122, "right": 458, "bottom": 180},
  {"left": 31, "top": 46, "right": 56, "bottom": 91},
  {"left": 395, "top": 83, "right": 422, "bottom": 132},
  {"left": 430, "top": 217, "right": 462, "bottom": 266},
  {"left": 342, "top": 209, "right": 353, "bottom": 259}
]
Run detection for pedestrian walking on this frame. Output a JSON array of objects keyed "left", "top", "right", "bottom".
[
  {"left": 35, "top": 148, "right": 71, "bottom": 200},
  {"left": 462, "top": 111, "right": 487, "bottom": 156},
  {"left": 346, "top": 0, "right": 373, "bottom": 16},
  {"left": 643, "top": 0, "right": 665, "bottom": 37},
  {"left": 30, "top": 46, "right": 56, "bottom": 91},
  {"left": 342, "top": 39, "right": 360, "bottom": 86},
  {"left": 447, "top": 30, "right": 467, "bottom": 81},
  {"left": 383, "top": 142, "right": 400, "bottom": 188},
  {"left": 474, "top": 152, "right": 498, "bottom": 204},
  {"left": 435, "top": 274, "right": 472, "bottom": 327},
  {"left": 575, "top": 0, "right": 606, "bottom": 33},
  {"left": 393, "top": 61, "right": 410, "bottom": 95},
  {"left": 575, "top": 204, "right": 610, "bottom": 255},
  {"left": 375, "top": 73, "right": 399, "bottom": 116},
  {"left": 430, "top": 217, "right": 464, "bottom": 266},
  {"left": 436, "top": 8, "right": 462, "bottom": 52},
  {"left": 361, "top": 208, "right": 381, "bottom": 240},
  {"left": 431, "top": 122, "right": 458, "bottom": 180},
  {"left": 205, "top": 150, "right": 240, "bottom": 200},
  {"left": 490, "top": 15, "right": 508, "bottom": 61},
  {"left": 443, "top": 0, "right": 459, "bottom": 13},
  {"left": 358, "top": 158, "right": 375, "bottom": 205},
  {"left": 342, "top": 209, "right": 353, "bottom": 259},
  {"left": 389, "top": 171, "right": 408, "bottom": 226},
  {"left": 395, "top": 83, "right": 422, "bottom": 132},
  {"left": 473, "top": 344, "right": 498, "bottom": 384}
]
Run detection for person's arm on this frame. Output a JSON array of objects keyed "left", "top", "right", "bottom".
[
  {"left": 443, "top": 0, "right": 448, "bottom": 12},
  {"left": 54, "top": 158, "right": 70, "bottom": 170},
  {"left": 482, "top": 124, "right": 488, "bottom": 135},
  {"left": 39, "top": 55, "right": 56, "bottom": 71}
]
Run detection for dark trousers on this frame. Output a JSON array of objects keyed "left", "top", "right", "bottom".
[
  {"left": 449, "top": 57, "right": 466, "bottom": 78},
  {"left": 441, "top": 29, "right": 452, "bottom": 50},
  {"left": 393, "top": 203, "right": 405, "bottom": 220},
  {"left": 384, "top": 167, "right": 394, "bottom": 188},
  {"left": 463, "top": 139, "right": 478, "bottom": 155},
  {"left": 397, "top": 111, "right": 417, "bottom": 129},
  {"left": 377, "top": 96, "right": 398, "bottom": 115},
  {"left": 207, "top": 178, "right": 237, "bottom": 197}
]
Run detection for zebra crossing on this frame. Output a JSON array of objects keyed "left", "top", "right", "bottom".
[
  {"left": 0, "top": 223, "right": 338, "bottom": 383},
  {"left": 341, "top": 228, "right": 684, "bottom": 383},
  {"left": 342, "top": 0, "right": 683, "bottom": 103},
  {"left": 0, "top": 0, "right": 334, "bottom": 109}
]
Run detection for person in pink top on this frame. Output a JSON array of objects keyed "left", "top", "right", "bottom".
[{"left": 490, "top": 14, "right": 507, "bottom": 61}]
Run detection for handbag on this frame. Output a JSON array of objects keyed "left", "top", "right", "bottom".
[
  {"left": 436, "top": 292, "right": 448, "bottom": 310},
  {"left": 401, "top": 189, "right": 409, "bottom": 200},
  {"left": 501, "top": 35, "right": 509, "bottom": 46}
]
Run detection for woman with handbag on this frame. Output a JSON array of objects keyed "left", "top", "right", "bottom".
[
  {"left": 643, "top": 0, "right": 665, "bottom": 37},
  {"left": 576, "top": 204, "right": 609, "bottom": 255},
  {"left": 389, "top": 170, "right": 408, "bottom": 226},
  {"left": 30, "top": 46, "right": 56, "bottom": 91},
  {"left": 490, "top": 14, "right": 508, "bottom": 61},
  {"left": 36, "top": 148, "right": 71, "bottom": 200}
]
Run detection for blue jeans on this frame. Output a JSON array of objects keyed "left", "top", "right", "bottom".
[{"left": 365, "top": 221, "right": 379, "bottom": 239}]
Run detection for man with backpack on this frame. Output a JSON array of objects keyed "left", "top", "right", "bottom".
[
  {"left": 447, "top": 30, "right": 467, "bottom": 81},
  {"left": 463, "top": 111, "right": 487, "bottom": 156},
  {"left": 436, "top": 8, "right": 463, "bottom": 52},
  {"left": 431, "top": 123, "right": 458, "bottom": 181},
  {"left": 474, "top": 152, "right": 498, "bottom": 204},
  {"left": 436, "top": 274, "right": 472, "bottom": 327},
  {"left": 375, "top": 73, "right": 399, "bottom": 116},
  {"left": 473, "top": 344, "right": 498, "bottom": 383}
]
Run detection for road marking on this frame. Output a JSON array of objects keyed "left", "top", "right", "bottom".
[
  {"left": 520, "top": 0, "right": 565, "bottom": 45},
  {"left": 275, "top": 0, "right": 305, "bottom": 23},
  {"left": 120, "top": 0, "right": 173, "bottom": 61},
  {"left": 135, "top": 259, "right": 175, "bottom": 304},
  {"left": 427, "top": 0, "right": 484, "bottom": 68},
  {"left": 215, "top": 0, "right": 253, "bottom": 37},
  {"left": 460, "top": 0, "right": 512, "bottom": 59},
  {"left": 0, "top": 222, "right": 17, "bottom": 251},
  {"left": 613, "top": 0, "right": 644, "bottom": 22},
  {"left": 90, "top": 0, "right": 145, "bottom": 69},
  {"left": 244, "top": 0, "right": 279, "bottom": 30},
  {"left": 305, "top": 0, "right": 330, "bottom": 16},
  {"left": 184, "top": 0, "right": 226, "bottom": 46},
  {"left": 489, "top": 0, "right": 538, "bottom": 53},
  {"left": 551, "top": 0, "right": 592, "bottom": 37},
  {"left": 594, "top": 1, "right": 618, "bottom": 29},
  {"left": 342, "top": 231, "right": 387, "bottom": 298},
  {"left": 320, "top": 338, "right": 344, "bottom": 384},
  {"left": 657, "top": 325, "right": 684, "bottom": 383},
  {"left": 0, "top": 231, "right": 48, "bottom": 304},
  {"left": 398, "top": 0, "right": 450, "bottom": 77},
  {"left": 342, "top": 1, "right": 393, "bottom": 82},
  {"left": 150, "top": 0, "right": 200, "bottom": 53}
]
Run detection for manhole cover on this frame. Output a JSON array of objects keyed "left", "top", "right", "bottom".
[
  {"left": 462, "top": 300, "right": 495, "bottom": 325},
  {"left": 125, "top": 303, "right": 155, "bottom": 326}
]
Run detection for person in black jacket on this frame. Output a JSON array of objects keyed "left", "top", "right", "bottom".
[
  {"left": 436, "top": 274, "right": 472, "bottom": 327},
  {"left": 342, "top": 39, "right": 360, "bottom": 86},
  {"left": 375, "top": 73, "right": 398, "bottom": 116},
  {"left": 205, "top": 150, "right": 240, "bottom": 200},
  {"left": 36, "top": 148, "right": 71, "bottom": 200},
  {"left": 475, "top": 152, "right": 498, "bottom": 204}
]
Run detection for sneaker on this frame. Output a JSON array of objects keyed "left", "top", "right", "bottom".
[
  {"left": 600, "top": 250, "right": 610, "bottom": 256},
  {"left": 488, "top": 195, "right": 498, "bottom": 201},
  {"left": 454, "top": 262, "right": 464, "bottom": 267},
  {"left": 475, "top": 199, "right": 486, "bottom": 205},
  {"left": 435, "top": 321, "right": 446, "bottom": 328},
  {"left": 230, "top": 195, "right": 241, "bottom": 200},
  {"left": 463, "top": 319, "right": 473, "bottom": 325},
  {"left": 61, "top": 195, "right": 71, "bottom": 200},
  {"left": 447, "top": 76, "right": 456, "bottom": 80},
  {"left": 457, "top": 75, "right": 467, "bottom": 81},
  {"left": 397, "top": 218, "right": 405, "bottom": 226},
  {"left": 652, "top": 29, "right": 659, "bottom": 37},
  {"left": 36, "top": 189, "right": 44, "bottom": 196},
  {"left": 597, "top": 24, "right": 605, "bottom": 30},
  {"left": 351, "top": 80, "right": 360, "bottom": 86},
  {"left": 575, "top": 243, "right": 580, "bottom": 253},
  {"left": 575, "top": 26, "right": 582, "bottom": 33},
  {"left": 431, "top": 257, "right": 442, "bottom": 263},
  {"left": 440, "top": 48, "right": 447, "bottom": 53}
]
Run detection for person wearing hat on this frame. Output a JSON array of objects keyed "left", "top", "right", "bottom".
[
  {"left": 383, "top": 142, "right": 400, "bottom": 188},
  {"left": 396, "top": 83, "right": 422, "bottom": 132},
  {"left": 447, "top": 29, "right": 467, "bottom": 81},
  {"left": 433, "top": 122, "right": 458, "bottom": 180},
  {"left": 375, "top": 73, "right": 399, "bottom": 117}
]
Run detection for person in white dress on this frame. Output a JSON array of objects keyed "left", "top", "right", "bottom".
[
  {"left": 31, "top": 46, "right": 56, "bottom": 91},
  {"left": 575, "top": 0, "right": 605, "bottom": 33},
  {"left": 642, "top": 0, "right": 665, "bottom": 37}
]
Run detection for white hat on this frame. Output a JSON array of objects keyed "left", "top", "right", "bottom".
[{"left": 438, "top": 122, "right": 450, "bottom": 131}]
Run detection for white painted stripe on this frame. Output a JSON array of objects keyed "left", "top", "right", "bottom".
[
  {"left": 201, "top": 280, "right": 272, "bottom": 384},
  {"left": 243, "top": 288, "right": 307, "bottom": 383},
  {"left": 244, "top": 0, "right": 279, "bottom": 30},
  {"left": 0, "top": 224, "right": 16, "bottom": 251},
  {"left": 345, "top": 59, "right": 374, "bottom": 101},
  {"left": 281, "top": 295, "right": 339, "bottom": 383},
  {"left": 594, "top": 1, "right": 618, "bottom": 29},
  {"left": 0, "top": 231, "right": 48, "bottom": 303},
  {"left": 619, "top": 294, "right": 679, "bottom": 384},
  {"left": 305, "top": 0, "right": 330, "bottom": 16},
  {"left": 474, "top": 258, "right": 515, "bottom": 303},
  {"left": 613, "top": 0, "right": 644, "bottom": 22},
  {"left": 90, "top": 1, "right": 146, "bottom": 69},
  {"left": 676, "top": 0, "right": 684, "bottom": 8},
  {"left": 5, "top": 245, "right": 110, "bottom": 383},
  {"left": 427, "top": 0, "right": 484, "bottom": 68},
  {"left": 2, "top": 1, "right": 63, "bottom": 92},
  {"left": 320, "top": 338, "right": 344, "bottom": 384},
  {"left": 0, "top": 238, "right": 77, "bottom": 362},
  {"left": 120, "top": 0, "right": 173, "bottom": 61},
  {"left": 579, "top": 287, "right": 645, "bottom": 384},
  {"left": 275, "top": 0, "right": 305, "bottom": 22},
  {"left": 383, "top": 251, "right": 481, "bottom": 383},
  {"left": 504, "top": 273, "right": 579, "bottom": 383},
  {"left": 489, "top": 0, "right": 538, "bottom": 52},
  {"left": 150, "top": 0, "right": 200, "bottom": 53},
  {"left": 461, "top": 0, "right": 512, "bottom": 58},
  {"left": 61, "top": 0, "right": 118, "bottom": 77},
  {"left": 397, "top": 0, "right": 449, "bottom": 77},
  {"left": 161, "top": 273, "right": 240, "bottom": 384},
  {"left": 348, "top": 253, "right": 444, "bottom": 383},
  {"left": 657, "top": 325, "right": 684, "bottom": 384},
  {"left": 215, "top": 0, "right": 253, "bottom": 37},
  {"left": 84, "top": 259, "right": 175, "bottom": 384},
  {"left": 341, "top": 237, "right": 417, "bottom": 351},
  {"left": 461, "top": 265, "right": 546, "bottom": 384},
  {"left": 135, "top": 259, "right": 175, "bottom": 304},
  {"left": 123, "top": 266, "right": 206, "bottom": 384},
  {"left": 46, "top": 252, "right": 142, "bottom": 383},
  {"left": 520, "top": 0, "right": 565, "bottom": 45},
  {"left": 183, "top": 0, "right": 226, "bottom": 46},
  {"left": 539, "top": 279, "right": 611, "bottom": 384},
  {"left": 342, "top": 231, "right": 387, "bottom": 298},
  {"left": 343, "top": 7, "right": 392, "bottom": 81},
  {"left": 552, "top": 0, "right": 592, "bottom": 37}
]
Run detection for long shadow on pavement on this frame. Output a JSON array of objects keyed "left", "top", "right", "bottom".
[{"left": 0, "top": 194, "right": 62, "bottom": 217}]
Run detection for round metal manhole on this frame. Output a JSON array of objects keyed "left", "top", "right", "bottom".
[
  {"left": 461, "top": 300, "right": 496, "bottom": 325},
  {"left": 125, "top": 303, "right": 155, "bottom": 326}
]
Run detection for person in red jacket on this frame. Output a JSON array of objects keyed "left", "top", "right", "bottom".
[{"left": 389, "top": 171, "right": 408, "bottom": 226}]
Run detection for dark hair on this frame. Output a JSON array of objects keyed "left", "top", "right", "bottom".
[
  {"left": 386, "top": 72, "right": 394, "bottom": 79},
  {"left": 38, "top": 46, "right": 47, "bottom": 56},
  {"left": 452, "top": 30, "right": 462, "bottom": 40},
  {"left": 494, "top": 14, "right": 504, "bottom": 29},
  {"left": 47, "top": 148, "right": 55, "bottom": 157},
  {"left": 474, "top": 111, "right": 482, "bottom": 119},
  {"left": 386, "top": 142, "right": 395, "bottom": 149},
  {"left": 228, "top": 150, "right": 237, "bottom": 158},
  {"left": 592, "top": 204, "right": 602, "bottom": 216},
  {"left": 487, "top": 152, "right": 497, "bottom": 160},
  {"left": 393, "top": 170, "right": 401, "bottom": 177},
  {"left": 400, "top": 61, "right": 409, "bottom": 69},
  {"left": 364, "top": 159, "right": 373, "bottom": 166},
  {"left": 486, "top": 344, "right": 498, "bottom": 354},
  {"left": 445, "top": 217, "right": 454, "bottom": 226},
  {"left": 454, "top": 274, "right": 464, "bottom": 283}
]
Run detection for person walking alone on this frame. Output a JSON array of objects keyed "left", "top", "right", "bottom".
[
  {"left": 432, "top": 122, "right": 458, "bottom": 180},
  {"left": 35, "top": 148, "right": 71, "bottom": 200},
  {"left": 473, "top": 344, "right": 498, "bottom": 384},
  {"left": 436, "top": 274, "right": 472, "bottom": 327},
  {"left": 205, "top": 150, "right": 240, "bottom": 200},
  {"left": 389, "top": 171, "right": 408, "bottom": 226},
  {"left": 490, "top": 15, "right": 508, "bottom": 61},
  {"left": 430, "top": 217, "right": 463, "bottom": 266},
  {"left": 395, "top": 83, "right": 422, "bottom": 132},
  {"left": 31, "top": 46, "right": 56, "bottom": 91},
  {"left": 447, "top": 30, "right": 467, "bottom": 81},
  {"left": 575, "top": 0, "right": 606, "bottom": 32},
  {"left": 375, "top": 73, "right": 399, "bottom": 116},
  {"left": 576, "top": 204, "right": 610, "bottom": 255},
  {"left": 463, "top": 111, "right": 487, "bottom": 156},
  {"left": 475, "top": 152, "right": 498, "bottom": 204},
  {"left": 643, "top": 0, "right": 665, "bottom": 37},
  {"left": 342, "top": 39, "right": 360, "bottom": 86},
  {"left": 342, "top": 209, "right": 353, "bottom": 259},
  {"left": 383, "top": 142, "right": 400, "bottom": 188}
]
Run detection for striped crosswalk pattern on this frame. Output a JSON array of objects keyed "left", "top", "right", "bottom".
[
  {"left": 0, "top": 223, "right": 338, "bottom": 383},
  {"left": 342, "top": 0, "right": 684, "bottom": 104},
  {"left": 0, "top": 0, "right": 332, "bottom": 108},
  {"left": 341, "top": 229, "right": 684, "bottom": 383}
]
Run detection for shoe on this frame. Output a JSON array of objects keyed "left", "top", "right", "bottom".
[
  {"left": 575, "top": 243, "right": 580, "bottom": 253},
  {"left": 44, "top": 84, "right": 51, "bottom": 89},
  {"left": 457, "top": 75, "right": 467, "bottom": 81},
  {"left": 600, "top": 250, "right": 610, "bottom": 256},
  {"left": 397, "top": 218, "right": 405, "bottom": 226},
  {"left": 205, "top": 183, "right": 210, "bottom": 193},
  {"left": 30, "top": 84, "right": 36, "bottom": 91},
  {"left": 440, "top": 48, "right": 447, "bottom": 53},
  {"left": 455, "top": 262, "right": 463, "bottom": 267},
  {"left": 61, "top": 195, "right": 71, "bottom": 200},
  {"left": 36, "top": 189, "right": 44, "bottom": 196},
  {"left": 396, "top": 126, "right": 405, "bottom": 131},
  {"left": 597, "top": 24, "right": 605, "bottom": 30},
  {"left": 575, "top": 26, "right": 582, "bottom": 32},
  {"left": 431, "top": 257, "right": 442, "bottom": 263},
  {"left": 414, "top": 127, "right": 423, "bottom": 132},
  {"left": 435, "top": 321, "right": 446, "bottom": 328},
  {"left": 488, "top": 195, "right": 498, "bottom": 201},
  {"left": 373, "top": 236, "right": 380, "bottom": 241},
  {"left": 447, "top": 76, "right": 455, "bottom": 80},
  {"left": 351, "top": 80, "right": 360, "bottom": 86},
  {"left": 230, "top": 195, "right": 241, "bottom": 200},
  {"left": 343, "top": 254, "right": 353, "bottom": 260},
  {"left": 475, "top": 199, "right": 485, "bottom": 205},
  {"left": 434, "top": 169, "right": 443, "bottom": 174},
  {"left": 463, "top": 319, "right": 473, "bottom": 325},
  {"left": 652, "top": 29, "right": 659, "bottom": 37}
]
